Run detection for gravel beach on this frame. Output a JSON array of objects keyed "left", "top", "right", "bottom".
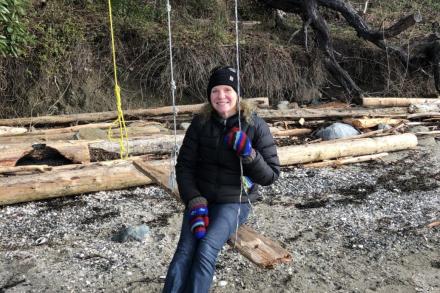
[{"left": 1, "top": 143, "right": 439, "bottom": 292}]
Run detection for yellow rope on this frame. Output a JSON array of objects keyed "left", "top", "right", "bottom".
[{"left": 107, "top": 0, "right": 129, "bottom": 159}]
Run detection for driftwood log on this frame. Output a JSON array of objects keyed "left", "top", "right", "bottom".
[
  {"left": 304, "top": 152, "right": 389, "bottom": 168},
  {"left": 363, "top": 97, "right": 440, "bottom": 108},
  {"left": 277, "top": 133, "right": 417, "bottom": 165},
  {"left": 343, "top": 118, "right": 405, "bottom": 129},
  {"left": 0, "top": 133, "right": 417, "bottom": 205},
  {"left": 0, "top": 141, "right": 91, "bottom": 167},
  {"left": 0, "top": 97, "right": 269, "bottom": 127}
]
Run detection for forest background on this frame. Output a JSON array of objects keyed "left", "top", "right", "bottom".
[{"left": 0, "top": 0, "right": 439, "bottom": 118}]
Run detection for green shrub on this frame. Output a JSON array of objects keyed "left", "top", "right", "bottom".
[{"left": 0, "top": 0, "right": 34, "bottom": 57}]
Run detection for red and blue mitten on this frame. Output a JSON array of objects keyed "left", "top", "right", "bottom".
[
  {"left": 188, "top": 197, "right": 209, "bottom": 239},
  {"left": 224, "top": 127, "right": 252, "bottom": 158}
]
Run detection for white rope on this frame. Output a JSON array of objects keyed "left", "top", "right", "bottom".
[
  {"left": 166, "top": 1, "right": 179, "bottom": 190},
  {"left": 232, "top": 0, "right": 256, "bottom": 246}
]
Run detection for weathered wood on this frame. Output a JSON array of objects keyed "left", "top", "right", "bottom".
[
  {"left": 0, "top": 124, "right": 165, "bottom": 144},
  {"left": 0, "top": 141, "right": 91, "bottom": 167},
  {"left": 407, "top": 112, "right": 440, "bottom": 119},
  {"left": 303, "top": 153, "right": 389, "bottom": 168},
  {"left": 363, "top": 97, "right": 440, "bottom": 108},
  {"left": 0, "top": 159, "right": 161, "bottom": 205},
  {"left": 133, "top": 159, "right": 292, "bottom": 269},
  {"left": 427, "top": 221, "right": 440, "bottom": 228},
  {"left": 227, "top": 224, "right": 292, "bottom": 268},
  {"left": 0, "top": 165, "right": 52, "bottom": 175},
  {"left": 343, "top": 117, "right": 404, "bottom": 129},
  {"left": 0, "top": 126, "right": 27, "bottom": 136},
  {"left": 90, "top": 135, "right": 184, "bottom": 156},
  {"left": 0, "top": 97, "right": 269, "bottom": 127},
  {"left": 277, "top": 133, "right": 417, "bottom": 165},
  {"left": 272, "top": 128, "right": 312, "bottom": 137},
  {"left": 0, "top": 135, "right": 183, "bottom": 167},
  {"left": 257, "top": 107, "right": 409, "bottom": 120}
]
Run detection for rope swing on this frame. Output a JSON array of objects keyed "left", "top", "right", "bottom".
[
  {"left": 165, "top": 0, "right": 179, "bottom": 191},
  {"left": 107, "top": 0, "right": 129, "bottom": 159}
]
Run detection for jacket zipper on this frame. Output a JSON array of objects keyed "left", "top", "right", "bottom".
[{"left": 214, "top": 119, "right": 228, "bottom": 197}]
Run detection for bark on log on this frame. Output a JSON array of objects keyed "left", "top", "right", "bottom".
[
  {"left": 363, "top": 97, "right": 440, "bottom": 108},
  {"left": 0, "top": 97, "right": 269, "bottom": 127},
  {"left": 277, "top": 133, "right": 417, "bottom": 165},
  {"left": 133, "top": 159, "right": 292, "bottom": 268}
]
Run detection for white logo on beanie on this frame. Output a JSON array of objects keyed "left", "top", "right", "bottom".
[{"left": 229, "top": 75, "right": 234, "bottom": 82}]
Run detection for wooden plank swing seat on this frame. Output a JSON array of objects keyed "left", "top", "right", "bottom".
[{"left": 132, "top": 159, "right": 292, "bottom": 268}]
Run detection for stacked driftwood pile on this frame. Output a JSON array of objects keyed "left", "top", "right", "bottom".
[
  {"left": 3, "top": 96, "right": 440, "bottom": 204},
  {"left": 0, "top": 96, "right": 438, "bottom": 267}
]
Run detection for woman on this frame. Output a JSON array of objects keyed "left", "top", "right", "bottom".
[{"left": 163, "top": 66, "right": 280, "bottom": 293}]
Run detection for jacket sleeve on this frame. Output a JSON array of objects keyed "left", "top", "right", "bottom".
[
  {"left": 243, "top": 115, "right": 280, "bottom": 186},
  {"left": 175, "top": 116, "right": 202, "bottom": 205}
]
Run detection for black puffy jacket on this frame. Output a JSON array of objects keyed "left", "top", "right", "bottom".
[{"left": 176, "top": 102, "right": 280, "bottom": 205}]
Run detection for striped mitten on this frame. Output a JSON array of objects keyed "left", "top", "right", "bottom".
[
  {"left": 224, "top": 127, "right": 252, "bottom": 158},
  {"left": 188, "top": 197, "right": 209, "bottom": 239}
]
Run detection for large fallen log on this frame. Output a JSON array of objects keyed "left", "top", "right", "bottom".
[
  {"left": 0, "top": 158, "right": 158, "bottom": 205},
  {"left": 0, "top": 97, "right": 269, "bottom": 126},
  {"left": 257, "top": 107, "right": 409, "bottom": 120},
  {"left": 363, "top": 97, "right": 440, "bottom": 108},
  {"left": 89, "top": 135, "right": 184, "bottom": 156},
  {"left": 0, "top": 123, "right": 166, "bottom": 144},
  {"left": 277, "top": 133, "right": 417, "bottom": 165},
  {"left": 0, "top": 126, "right": 27, "bottom": 136},
  {"left": 0, "top": 135, "right": 184, "bottom": 166},
  {"left": 133, "top": 159, "right": 291, "bottom": 268},
  {"left": 0, "top": 141, "right": 91, "bottom": 167}
]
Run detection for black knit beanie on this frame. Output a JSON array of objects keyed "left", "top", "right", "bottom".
[{"left": 206, "top": 66, "right": 241, "bottom": 101}]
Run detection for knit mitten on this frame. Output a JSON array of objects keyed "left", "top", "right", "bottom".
[
  {"left": 224, "top": 127, "right": 252, "bottom": 158},
  {"left": 188, "top": 196, "right": 209, "bottom": 239}
]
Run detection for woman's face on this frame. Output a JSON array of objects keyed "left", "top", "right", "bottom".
[{"left": 210, "top": 85, "right": 238, "bottom": 119}]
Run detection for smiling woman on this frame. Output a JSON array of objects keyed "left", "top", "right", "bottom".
[
  {"left": 163, "top": 65, "right": 280, "bottom": 292},
  {"left": 207, "top": 66, "right": 241, "bottom": 119},
  {"left": 210, "top": 85, "right": 238, "bottom": 119}
]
